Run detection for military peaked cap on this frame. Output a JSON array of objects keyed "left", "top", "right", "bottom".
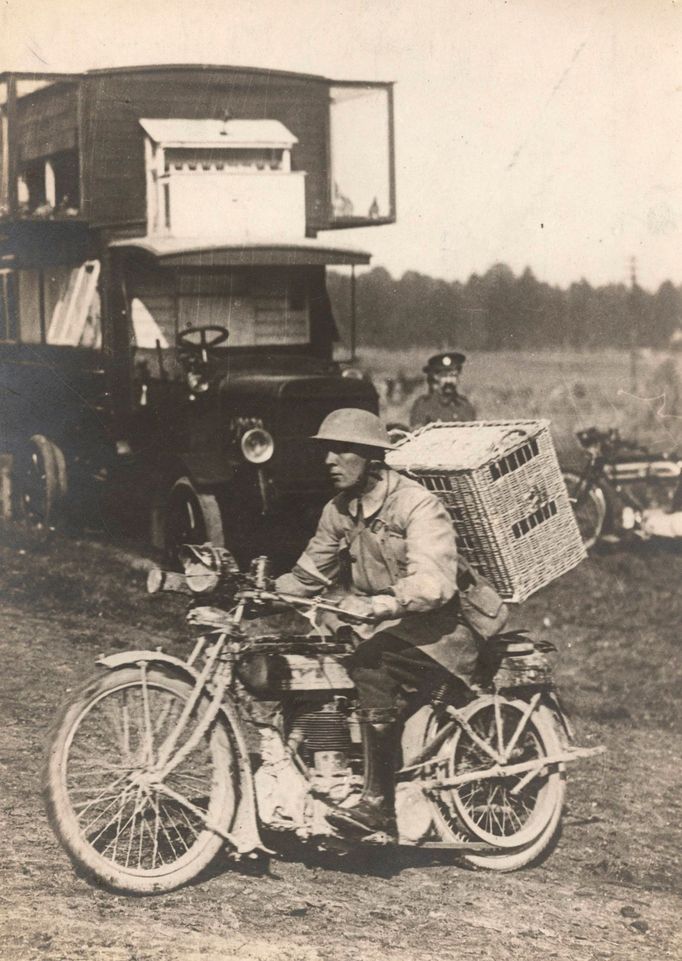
[{"left": 423, "top": 352, "right": 466, "bottom": 374}]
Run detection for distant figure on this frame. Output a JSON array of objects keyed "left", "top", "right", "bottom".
[
  {"left": 644, "top": 328, "right": 682, "bottom": 446},
  {"left": 409, "top": 352, "right": 476, "bottom": 428}
]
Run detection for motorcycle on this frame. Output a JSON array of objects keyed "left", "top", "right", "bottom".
[
  {"left": 563, "top": 426, "right": 682, "bottom": 549},
  {"left": 44, "top": 549, "right": 603, "bottom": 895}
]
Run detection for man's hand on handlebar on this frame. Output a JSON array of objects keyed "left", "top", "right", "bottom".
[
  {"left": 236, "top": 587, "right": 376, "bottom": 624},
  {"left": 335, "top": 595, "right": 377, "bottom": 624}
]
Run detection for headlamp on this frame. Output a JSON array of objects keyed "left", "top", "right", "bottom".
[{"left": 240, "top": 427, "right": 274, "bottom": 464}]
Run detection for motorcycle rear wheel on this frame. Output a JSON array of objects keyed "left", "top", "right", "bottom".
[
  {"left": 430, "top": 696, "right": 566, "bottom": 871},
  {"left": 44, "top": 667, "right": 238, "bottom": 894},
  {"left": 562, "top": 471, "right": 606, "bottom": 549}
]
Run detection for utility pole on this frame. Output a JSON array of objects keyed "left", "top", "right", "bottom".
[
  {"left": 350, "top": 263, "right": 356, "bottom": 362},
  {"left": 629, "top": 255, "right": 639, "bottom": 393}
]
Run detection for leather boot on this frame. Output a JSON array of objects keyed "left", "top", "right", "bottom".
[{"left": 326, "top": 709, "right": 399, "bottom": 839}]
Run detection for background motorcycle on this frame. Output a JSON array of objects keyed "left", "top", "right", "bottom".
[
  {"left": 44, "top": 550, "right": 602, "bottom": 895},
  {"left": 562, "top": 426, "right": 682, "bottom": 549}
]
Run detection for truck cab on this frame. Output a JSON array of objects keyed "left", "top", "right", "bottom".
[{"left": 0, "top": 65, "right": 395, "bottom": 567}]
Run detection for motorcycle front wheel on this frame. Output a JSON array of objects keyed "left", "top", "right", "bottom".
[
  {"left": 44, "top": 667, "right": 238, "bottom": 894},
  {"left": 430, "top": 696, "right": 566, "bottom": 871},
  {"left": 562, "top": 471, "right": 607, "bottom": 549}
]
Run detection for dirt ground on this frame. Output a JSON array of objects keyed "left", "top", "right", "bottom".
[{"left": 0, "top": 523, "right": 681, "bottom": 961}]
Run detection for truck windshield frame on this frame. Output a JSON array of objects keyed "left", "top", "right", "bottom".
[{"left": 127, "top": 265, "right": 312, "bottom": 351}]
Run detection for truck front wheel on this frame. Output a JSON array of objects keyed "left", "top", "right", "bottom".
[
  {"left": 15, "top": 434, "right": 68, "bottom": 529},
  {"left": 163, "top": 476, "right": 225, "bottom": 568}
]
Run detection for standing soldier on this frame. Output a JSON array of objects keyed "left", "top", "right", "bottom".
[{"left": 409, "top": 352, "right": 477, "bottom": 428}]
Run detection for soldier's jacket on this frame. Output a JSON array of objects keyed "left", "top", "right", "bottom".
[
  {"left": 409, "top": 391, "right": 476, "bottom": 428},
  {"left": 276, "top": 466, "right": 504, "bottom": 678}
]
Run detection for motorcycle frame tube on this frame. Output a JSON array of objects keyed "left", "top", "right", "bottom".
[
  {"left": 591, "top": 459, "right": 679, "bottom": 531},
  {"left": 96, "top": 651, "right": 264, "bottom": 854}
]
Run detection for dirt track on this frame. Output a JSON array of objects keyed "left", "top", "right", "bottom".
[{"left": 0, "top": 525, "right": 681, "bottom": 961}]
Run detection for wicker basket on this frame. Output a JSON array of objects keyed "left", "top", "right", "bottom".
[{"left": 386, "top": 420, "right": 586, "bottom": 603}]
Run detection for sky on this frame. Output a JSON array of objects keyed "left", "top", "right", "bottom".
[{"left": 1, "top": 0, "right": 681, "bottom": 291}]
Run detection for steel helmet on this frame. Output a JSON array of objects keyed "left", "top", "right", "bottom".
[{"left": 311, "top": 408, "right": 397, "bottom": 450}]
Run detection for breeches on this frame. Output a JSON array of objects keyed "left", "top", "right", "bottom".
[{"left": 346, "top": 633, "right": 458, "bottom": 714}]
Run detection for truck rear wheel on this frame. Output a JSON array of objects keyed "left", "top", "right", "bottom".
[
  {"left": 15, "top": 434, "right": 68, "bottom": 529},
  {"left": 163, "top": 476, "right": 225, "bottom": 568}
]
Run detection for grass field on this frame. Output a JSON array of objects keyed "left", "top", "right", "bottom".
[
  {"left": 1, "top": 522, "right": 681, "bottom": 960},
  {"left": 355, "top": 348, "right": 681, "bottom": 459}
]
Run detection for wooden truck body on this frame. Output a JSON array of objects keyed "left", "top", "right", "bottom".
[{"left": 0, "top": 65, "right": 395, "bottom": 565}]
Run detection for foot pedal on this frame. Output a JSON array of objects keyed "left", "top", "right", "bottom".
[{"left": 363, "top": 831, "right": 397, "bottom": 846}]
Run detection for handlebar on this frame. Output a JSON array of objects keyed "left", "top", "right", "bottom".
[
  {"left": 576, "top": 426, "right": 654, "bottom": 456},
  {"left": 236, "top": 588, "right": 375, "bottom": 624},
  {"left": 148, "top": 567, "right": 375, "bottom": 628},
  {"left": 147, "top": 550, "right": 375, "bottom": 626}
]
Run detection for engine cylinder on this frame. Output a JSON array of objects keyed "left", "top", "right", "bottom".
[{"left": 289, "top": 702, "right": 351, "bottom": 753}]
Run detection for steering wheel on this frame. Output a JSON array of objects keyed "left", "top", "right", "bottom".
[{"left": 177, "top": 325, "right": 229, "bottom": 353}]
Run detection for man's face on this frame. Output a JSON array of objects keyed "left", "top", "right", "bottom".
[
  {"left": 434, "top": 370, "right": 460, "bottom": 397},
  {"left": 324, "top": 442, "right": 372, "bottom": 491}
]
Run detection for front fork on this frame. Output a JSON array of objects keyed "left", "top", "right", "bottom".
[{"left": 97, "top": 634, "right": 266, "bottom": 855}]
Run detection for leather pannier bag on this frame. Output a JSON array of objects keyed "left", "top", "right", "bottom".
[{"left": 456, "top": 557, "right": 509, "bottom": 638}]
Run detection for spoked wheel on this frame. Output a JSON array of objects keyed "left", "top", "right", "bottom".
[
  {"left": 429, "top": 696, "right": 565, "bottom": 871},
  {"left": 562, "top": 472, "right": 606, "bottom": 549},
  {"left": 15, "top": 434, "right": 68, "bottom": 529},
  {"left": 163, "top": 477, "right": 225, "bottom": 569},
  {"left": 44, "top": 667, "right": 238, "bottom": 894}
]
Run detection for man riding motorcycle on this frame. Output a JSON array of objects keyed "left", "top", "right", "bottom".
[{"left": 275, "top": 408, "right": 506, "bottom": 839}]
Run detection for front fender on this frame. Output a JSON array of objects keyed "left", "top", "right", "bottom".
[
  {"left": 96, "top": 650, "right": 263, "bottom": 854},
  {"left": 178, "top": 450, "right": 240, "bottom": 487},
  {"left": 544, "top": 689, "right": 574, "bottom": 747}
]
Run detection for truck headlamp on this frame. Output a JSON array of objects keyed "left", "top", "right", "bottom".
[{"left": 241, "top": 427, "right": 274, "bottom": 464}]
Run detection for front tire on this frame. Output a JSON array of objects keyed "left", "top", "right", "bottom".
[
  {"left": 44, "top": 667, "right": 238, "bottom": 894},
  {"left": 563, "top": 471, "right": 606, "bottom": 549}
]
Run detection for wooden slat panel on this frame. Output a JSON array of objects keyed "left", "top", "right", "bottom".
[
  {"left": 82, "top": 70, "right": 330, "bottom": 229},
  {"left": 16, "top": 84, "right": 78, "bottom": 160}
]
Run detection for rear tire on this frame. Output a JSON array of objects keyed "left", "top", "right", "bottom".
[
  {"left": 429, "top": 696, "right": 566, "bottom": 871},
  {"left": 14, "top": 434, "right": 68, "bottom": 529},
  {"left": 44, "top": 667, "right": 238, "bottom": 894},
  {"left": 563, "top": 471, "right": 606, "bottom": 549},
  {"left": 163, "top": 476, "right": 225, "bottom": 568}
]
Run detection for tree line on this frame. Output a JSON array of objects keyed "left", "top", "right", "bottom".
[{"left": 327, "top": 263, "right": 682, "bottom": 350}]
